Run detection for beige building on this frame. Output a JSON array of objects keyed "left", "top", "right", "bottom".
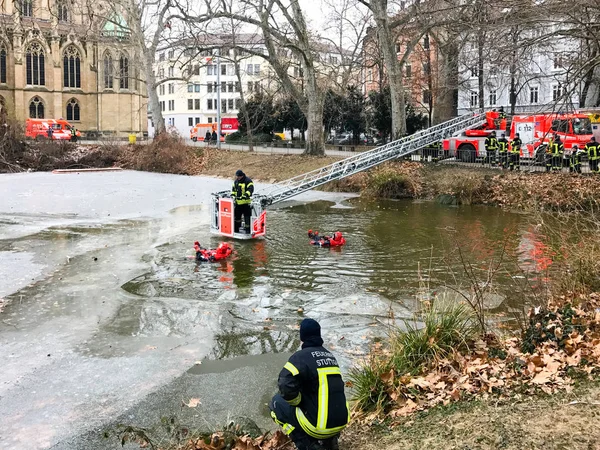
[{"left": 0, "top": 0, "right": 147, "bottom": 137}]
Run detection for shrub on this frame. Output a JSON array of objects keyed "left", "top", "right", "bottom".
[
  {"left": 225, "top": 131, "right": 243, "bottom": 143},
  {"left": 124, "top": 134, "right": 196, "bottom": 175},
  {"left": 362, "top": 165, "right": 421, "bottom": 199}
]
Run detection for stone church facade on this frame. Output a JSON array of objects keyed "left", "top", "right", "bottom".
[{"left": 0, "top": 0, "right": 147, "bottom": 137}]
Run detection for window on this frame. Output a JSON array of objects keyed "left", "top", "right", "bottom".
[
  {"left": 188, "top": 117, "right": 193, "bottom": 126},
  {"left": 187, "top": 84, "right": 193, "bottom": 92},
  {"left": 228, "top": 99, "right": 234, "bottom": 110},
  {"left": 423, "top": 90, "right": 431, "bottom": 104},
  {"left": 405, "top": 64, "right": 412, "bottom": 78},
  {"left": 254, "top": 64, "right": 260, "bottom": 75},
  {"left": 207, "top": 99, "right": 213, "bottom": 110},
  {"left": 221, "top": 99, "right": 227, "bottom": 113},
  {"left": 195, "top": 117, "right": 200, "bottom": 124},
  {"left": 470, "top": 67, "right": 480, "bottom": 78},
  {"left": 103, "top": 52, "right": 113, "bottom": 88},
  {"left": 553, "top": 53, "right": 563, "bottom": 70},
  {"left": 221, "top": 64, "right": 226, "bottom": 76},
  {"left": 160, "top": 101, "right": 165, "bottom": 111},
  {"left": 235, "top": 99, "right": 242, "bottom": 110},
  {"left": 64, "top": 46, "right": 82, "bottom": 88},
  {"left": 194, "top": 83, "right": 200, "bottom": 92},
  {"left": 423, "top": 62, "right": 431, "bottom": 75},
  {"left": 470, "top": 91, "right": 478, "bottom": 107},
  {"left": 489, "top": 90, "right": 497, "bottom": 106},
  {"left": 552, "top": 84, "right": 562, "bottom": 101},
  {"left": 247, "top": 64, "right": 254, "bottom": 75},
  {"left": 26, "top": 42, "right": 45, "bottom": 86},
  {"left": 228, "top": 82, "right": 234, "bottom": 92},
  {"left": 29, "top": 96, "right": 44, "bottom": 118},
  {"left": 221, "top": 81, "right": 226, "bottom": 92},
  {"left": 207, "top": 65, "right": 215, "bottom": 75},
  {"left": 194, "top": 99, "right": 200, "bottom": 110},
  {"left": 168, "top": 50, "right": 174, "bottom": 59},
  {"left": 530, "top": 86, "right": 539, "bottom": 104},
  {"left": 235, "top": 81, "right": 240, "bottom": 92},
  {"left": 248, "top": 81, "right": 253, "bottom": 92},
  {"left": 158, "top": 68, "right": 164, "bottom": 78},
  {"left": 57, "top": 0, "right": 68, "bottom": 22},
  {"left": 159, "top": 53, "right": 165, "bottom": 62},
  {"left": 159, "top": 85, "right": 165, "bottom": 95},
  {"left": 329, "top": 56, "right": 338, "bottom": 64},
  {"left": 395, "top": 43, "right": 401, "bottom": 53},
  {"left": 168, "top": 83, "right": 174, "bottom": 94},
  {"left": 207, "top": 83, "right": 213, "bottom": 93},
  {"left": 168, "top": 99, "right": 174, "bottom": 111},
  {"left": 66, "top": 98, "right": 80, "bottom": 121},
  {"left": 254, "top": 81, "right": 260, "bottom": 92},
  {"left": 192, "top": 64, "right": 200, "bottom": 76},
  {"left": 20, "top": 0, "right": 32, "bottom": 17},
  {"left": 120, "top": 54, "right": 129, "bottom": 89},
  {"left": 207, "top": 117, "right": 213, "bottom": 123},
  {"left": 0, "top": 47, "right": 7, "bottom": 84},
  {"left": 188, "top": 99, "right": 193, "bottom": 110},
  {"left": 423, "top": 34, "right": 430, "bottom": 50},
  {"left": 168, "top": 66, "right": 174, "bottom": 77}
]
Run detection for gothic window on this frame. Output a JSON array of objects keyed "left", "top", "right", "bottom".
[
  {"left": 119, "top": 53, "right": 129, "bottom": 89},
  {"left": 0, "top": 46, "right": 6, "bottom": 83},
  {"left": 63, "top": 46, "right": 81, "bottom": 88},
  {"left": 103, "top": 52, "right": 113, "bottom": 89},
  {"left": 26, "top": 42, "right": 45, "bottom": 86},
  {"left": 21, "top": 0, "right": 33, "bottom": 17},
  {"left": 57, "top": 0, "right": 68, "bottom": 22},
  {"left": 29, "top": 96, "right": 44, "bottom": 118},
  {"left": 66, "top": 98, "right": 80, "bottom": 121}
]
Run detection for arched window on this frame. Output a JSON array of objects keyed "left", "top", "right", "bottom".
[
  {"left": 103, "top": 52, "right": 113, "bottom": 89},
  {"left": 119, "top": 53, "right": 129, "bottom": 89},
  {"left": 63, "top": 46, "right": 80, "bottom": 88},
  {"left": 29, "top": 96, "right": 44, "bottom": 118},
  {"left": 26, "top": 42, "right": 45, "bottom": 86},
  {"left": 0, "top": 46, "right": 6, "bottom": 84},
  {"left": 20, "top": 0, "right": 33, "bottom": 17},
  {"left": 66, "top": 98, "right": 80, "bottom": 121},
  {"left": 57, "top": 0, "right": 68, "bottom": 22}
]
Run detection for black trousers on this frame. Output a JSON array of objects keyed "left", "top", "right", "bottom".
[
  {"left": 269, "top": 394, "right": 339, "bottom": 450},
  {"left": 590, "top": 159, "right": 599, "bottom": 173},
  {"left": 234, "top": 203, "right": 251, "bottom": 232}
]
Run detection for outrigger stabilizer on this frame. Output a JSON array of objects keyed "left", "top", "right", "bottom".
[{"left": 210, "top": 111, "right": 489, "bottom": 239}]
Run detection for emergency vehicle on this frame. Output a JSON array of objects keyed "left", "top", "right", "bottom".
[
  {"left": 443, "top": 111, "right": 592, "bottom": 161},
  {"left": 25, "top": 118, "right": 81, "bottom": 140},
  {"left": 189, "top": 118, "right": 238, "bottom": 141}
]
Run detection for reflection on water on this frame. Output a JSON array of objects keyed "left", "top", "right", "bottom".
[{"left": 117, "top": 198, "right": 558, "bottom": 360}]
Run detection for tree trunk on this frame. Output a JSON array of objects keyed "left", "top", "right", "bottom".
[
  {"left": 304, "top": 77, "right": 324, "bottom": 155},
  {"left": 433, "top": 37, "right": 458, "bottom": 124},
  {"left": 371, "top": 0, "right": 406, "bottom": 139},
  {"left": 144, "top": 49, "right": 165, "bottom": 136},
  {"left": 478, "top": 32, "right": 485, "bottom": 109}
]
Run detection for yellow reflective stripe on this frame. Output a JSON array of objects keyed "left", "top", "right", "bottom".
[
  {"left": 287, "top": 393, "right": 301, "bottom": 406},
  {"left": 317, "top": 367, "right": 341, "bottom": 430},
  {"left": 295, "top": 408, "right": 346, "bottom": 439},
  {"left": 282, "top": 424, "right": 295, "bottom": 435},
  {"left": 284, "top": 362, "right": 299, "bottom": 376}
]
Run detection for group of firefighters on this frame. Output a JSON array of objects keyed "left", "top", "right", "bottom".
[{"left": 483, "top": 132, "right": 600, "bottom": 173}]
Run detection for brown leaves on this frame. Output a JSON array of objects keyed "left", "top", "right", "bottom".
[{"left": 189, "top": 431, "right": 292, "bottom": 450}]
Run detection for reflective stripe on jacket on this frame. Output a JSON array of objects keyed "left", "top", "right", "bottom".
[
  {"left": 231, "top": 176, "right": 254, "bottom": 205},
  {"left": 278, "top": 345, "right": 350, "bottom": 439}
]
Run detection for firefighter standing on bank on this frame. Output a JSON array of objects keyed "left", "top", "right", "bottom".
[
  {"left": 269, "top": 318, "right": 349, "bottom": 450},
  {"left": 484, "top": 132, "right": 498, "bottom": 166},
  {"left": 497, "top": 133, "right": 509, "bottom": 169},
  {"left": 231, "top": 169, "right": 254, "bottom": 233},
  {"left": 547, "top": 134, "right": 564, "bottom": 172},
  {"left": 510, "top": 133, "right": 522, "bottom": 171},
  {"left": 586, "top": 136, "right": 599, "bottom": 174},
  {"left": 570, "top": 145, "right": 583, "bottom": 174}
]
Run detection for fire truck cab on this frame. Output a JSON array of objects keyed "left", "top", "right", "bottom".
[{"left": 443, "top": 111, "right": 505, "bottom": 162}]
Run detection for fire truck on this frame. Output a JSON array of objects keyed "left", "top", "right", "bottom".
[{"left": 443, "top": 111, "right": 593, "bottom": 162}]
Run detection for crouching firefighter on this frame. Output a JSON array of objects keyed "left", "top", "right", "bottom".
[{"left": 269, "top": 318, "right": 350, "bottom": 450}]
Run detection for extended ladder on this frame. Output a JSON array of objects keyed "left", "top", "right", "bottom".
[{"left": 211, "top": 111, "right": 486, "bottom": 238}]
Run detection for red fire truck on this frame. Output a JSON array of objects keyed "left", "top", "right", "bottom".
[{"left": 443, "top": 111, "right": 592, "bottom": 162}]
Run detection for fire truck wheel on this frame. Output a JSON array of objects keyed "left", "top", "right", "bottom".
[
  {"left": 192, "top": 137, "right": 197, "bottom": 142},
  {"left": 458, "top": 144, "right": 476, "bottom": 163},
  {"left": 35, "top": 135, "right": 45, "bottom": 141}
]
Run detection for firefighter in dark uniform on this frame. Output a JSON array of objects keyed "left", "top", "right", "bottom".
[
  {"left": 269, "top": 318, "right": 349, "bottom": 450},
  {"left": 548, "top": 134, "right": 564, "bottom": 172},
  {"left": 232, "top": 169, "right": 254, "bottom": 233},
  {"left": 570, "top": 145, "right": 583, "bottom": 174},
  {"left": 484, "top": 132, "right": 498, "bottom": 166},
  {"left": 497, "top": 133, "right": 509, "bottom": 169},
  {"left": 586, "top": 136, "right": 599, "bottom": 174},
  {"left": 510, "top": 133, "right": 522, "bottom": 171}
]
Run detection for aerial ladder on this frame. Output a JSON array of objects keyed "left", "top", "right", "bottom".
[{"left": 210, "top": 111, "right": 487, "bottom": 239}]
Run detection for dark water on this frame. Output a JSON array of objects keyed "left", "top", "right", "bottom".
[{"left": 122, "top": 198, "right": 550, "bottom": 363}]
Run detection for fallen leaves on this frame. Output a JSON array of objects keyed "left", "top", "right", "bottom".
[
  {"left": 189, "top": 431, "right": 293, "bottom": 450},
  {"left": 184, "top": 398, "right": 201, "bottom": 408}
]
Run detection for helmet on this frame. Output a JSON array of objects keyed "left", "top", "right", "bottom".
[
  {"left": 194, "top": 241, "right": 200, "bottom": 246},
  {"left": 235, "top": 169, "right": 244, "bottom": 177}
]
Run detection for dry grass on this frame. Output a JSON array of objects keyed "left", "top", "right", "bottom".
[{"left": 342, "top": 381, "right": 600, "bottom": 450}]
